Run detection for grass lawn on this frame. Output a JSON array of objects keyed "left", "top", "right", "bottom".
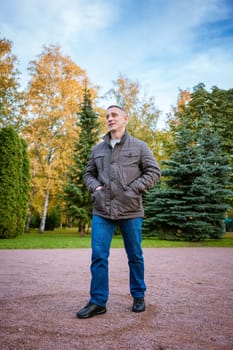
[{"left": 0, "top": 228, "right": 233, "bottom": 249}]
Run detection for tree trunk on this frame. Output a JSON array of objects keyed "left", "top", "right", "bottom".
[
  {"left": 25, "top": 188, "right": 35, "bottom": 233},
  {"left": 79, "top": 225, "right": 85, "bottom": 237},
  {"left": 39, "top": 190, "right": 49, "bottom": 233},
  {"left": 25, "top": 213, "right": 31, "bottom": 233},
  {"left": 66, "top": 215, "right": 73, "bottom": 228}
]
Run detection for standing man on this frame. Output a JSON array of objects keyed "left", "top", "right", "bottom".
[{"left": 77, "top": 105, "right": 161, "bottom": 319}]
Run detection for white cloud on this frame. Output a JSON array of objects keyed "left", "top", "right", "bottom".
[
  {"left": 59, "top": 1, "right": 119, "bottom": 42},
  {"left": 0, "top": 0, "right": 232, "bottom": 129}
]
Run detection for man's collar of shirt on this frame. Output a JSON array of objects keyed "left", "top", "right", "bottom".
[{"left": 103, "top": 131, "right": 128, "bottom": 146}]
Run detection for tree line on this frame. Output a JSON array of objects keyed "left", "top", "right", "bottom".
[{"left": 0, "top": 36, "right": 232, "bottom": 240}]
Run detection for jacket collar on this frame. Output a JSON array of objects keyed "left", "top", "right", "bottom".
[{"left": 103, "top": 130, "right": 129, "bottom": 146}]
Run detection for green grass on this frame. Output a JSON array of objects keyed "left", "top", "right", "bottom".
[{"left": 0, "top": 228, "right": 232, "bottom": 249}]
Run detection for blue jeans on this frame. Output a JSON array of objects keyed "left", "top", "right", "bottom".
[{"left": 90, "top": 215, "right": 146, "bottom": 306}]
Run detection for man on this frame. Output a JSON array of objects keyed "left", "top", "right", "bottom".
[{"left": 77, "top": 105, "right": 161, "bottom": 319}]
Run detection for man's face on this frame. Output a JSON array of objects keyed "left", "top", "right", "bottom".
[{"left": 106, "top": 107, "right": 128, "bottom": 133}]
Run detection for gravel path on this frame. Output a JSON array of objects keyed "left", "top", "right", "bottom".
[{"left": 0, "top": 248, "right": 233, "bottom": 350}]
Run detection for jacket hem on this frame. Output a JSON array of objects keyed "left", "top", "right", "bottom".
[{"left": 92, "top": 210, "right": 144, "bottom": 220}]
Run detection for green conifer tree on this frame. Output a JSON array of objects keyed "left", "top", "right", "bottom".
[
  {"left": 62, "top": 88, "right": 100, "bottom": 236},
  {"left": 17, "top": 138, "right": 30, "bottom": 235},
  {"left": 0, "top": 126, "right": 19, "bottom": 237},
  {"left": 0, "top": 126, "right": 30, "bottom": 238},
  {"left": 208, "top": 87, "right": 233, "bottom": 213},
  {"left": 143, "top": 85, "right": 231, "bottom": 241}
]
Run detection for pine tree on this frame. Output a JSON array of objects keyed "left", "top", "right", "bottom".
[
  {"left": 208, "top": 87, "right": 233, "bottom": 214},
  {"left": 62, "top": 88, "right": 100, "bottom": 236},
  {"left": 143, "top": 85, "right": 231, "bottom": 241}
]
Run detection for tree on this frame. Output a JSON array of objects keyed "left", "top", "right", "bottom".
[
  {"left": 106, "top": 74, "right": 160, "bottom": 153},
  {"left": 143, "top": 85, "right": 231, "bottom": 241},
  {"left": 208, "top": 86, "right": 233, "bottom": 215},
  {"left": 17, "top": 138, "right": 30, "bottom": 235},
  {"left": 23, "top": 45, "right": 96, "bottom": 232},
  {"left": 169, "top": 84, "right": 233, "bottom": 214},
  {"left": 0, "top": 37, "right": 24, "bottom": 130},
  {"left": 0, "top": 126, "right": 30, "bottom": 238},
  {"left": 62, "top": 88, "right": 100, "bottom": 236}
]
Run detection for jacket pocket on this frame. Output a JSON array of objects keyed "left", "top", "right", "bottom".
[
  {"left": 118, "top": 151, "right": 141, "bottom": 185},
  {"left": 92, "top": 188, "right": 106, "bottom": 212},
  {"left": 119, "top": 151, "right": 140, "bottom": 166},
  {"left": 119, "top": 186, "right": 141, "bottom": 213},
  {"left": 94, "top": 153, "right": 104, "bottom": 172}
]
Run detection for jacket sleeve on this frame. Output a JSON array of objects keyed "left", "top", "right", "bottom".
[
  {"left": 84, "top": 151, "right": 102, "bottom": 193},
  {"left": 129, "top": 142, "right": 161, "bottom": 194}
]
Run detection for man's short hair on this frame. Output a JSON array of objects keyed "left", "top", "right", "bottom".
[{"left": 106, "top": 105, "right": 126, "bottom": 113}]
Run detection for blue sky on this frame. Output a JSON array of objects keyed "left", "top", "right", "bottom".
[{"left": 1, "top": 0, "right": 233, "bottom": 128}]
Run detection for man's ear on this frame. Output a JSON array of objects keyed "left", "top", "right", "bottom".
[{"left": 124, "top": 115, "right": 129, "bottom": 124}]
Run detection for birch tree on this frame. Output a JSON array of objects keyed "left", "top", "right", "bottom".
[
  {"left": 0, "top": 37, "right": 24, "bottom": 130},
  {"left": 107, "top": 74, "right": 160, "bottom": 154},
  {"left": 23, "top": 45, "right": 97, "bottom": 232}
]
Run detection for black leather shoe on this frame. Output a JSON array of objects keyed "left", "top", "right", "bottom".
[
  {"left": 132, "top": 297, "right": 146, "bottom": 313},
  {"left": 76, "top": 302, "right": 107, "bottom": 319}
]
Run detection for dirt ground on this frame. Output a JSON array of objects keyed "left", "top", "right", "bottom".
[{"left": 0, "top": 248, "right": 233, "bottom": 350}]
